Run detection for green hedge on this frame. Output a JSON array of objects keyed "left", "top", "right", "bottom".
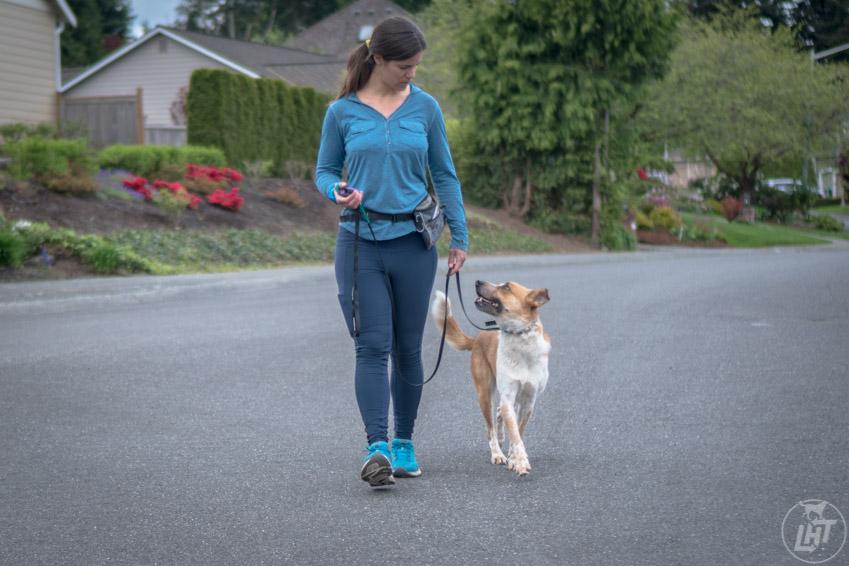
[
  {"left": 99, "top": 144, "right": 226, "bottom": 177},
  {"left": 187, "top": 69, "right": 330, "bottom": 173},
  {"left": 5, "top": 137, "right": 96, "bottom": 179}
]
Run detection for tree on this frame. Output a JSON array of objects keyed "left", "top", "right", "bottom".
[
  {"left": 794, "top": 0, "right": 849, "bottom": 61},
  {"left": 61, "top": 0, "right": 133, "bottom": 67},
  {"left": 175, "top": 0, "right": 347, "bottom": 41},
  {"left": 647, "top": 13, "right": 849, "bottom": 204},
  {"left": 455, "top": 0, "right": 677, "bottom": 245}
]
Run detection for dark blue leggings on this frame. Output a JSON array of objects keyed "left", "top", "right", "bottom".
[{"left": 334, "top": 226, "right": 438, "bottom": 446}]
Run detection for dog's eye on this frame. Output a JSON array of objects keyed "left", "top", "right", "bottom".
[{"left": 500, "top": 283, "right": 511, "bottom": 291}]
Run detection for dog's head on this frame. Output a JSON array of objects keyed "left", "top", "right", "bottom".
[{"left": 474, "top": 280, "right": 550, "bottom": 330}]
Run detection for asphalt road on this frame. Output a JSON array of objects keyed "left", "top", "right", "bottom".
[{"left": 2, "top": 245, "right": 848, "bottom": 566}]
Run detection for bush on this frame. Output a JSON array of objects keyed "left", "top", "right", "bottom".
[
  {"left": 704, "top": 198, "right": 723, "bottom": 216},
  {"left": 529, "top": 209, "right": 591, "bottom": 235},
  {"left": 601, "top": 222, "right": 636, "bottom": 251},
  {"left": 812, "top": 214, "right": 844, "bottom": 232},
  {"left": 0, "top": 229, "right": 26, "bottom": 267},
  {"left": 98, "top": 145, "right": 226, "bottom": 177},
  {"left": 0, "top": 122, "right": 57, "bottom": 145},
  {"left": 649, "top": 206, "right": 683, "bottom": 230},
  {"left": 721, "top": 196, "right": 742, "bottom": 221},
  {"left": 42, "top": 174, "right": 99, "bottom": 195},
  {"left": 6, "top": 137, "right": 96, "bottom": 180},
  {"left": 635, "top": 209, "right": 653, "bottom": 230},
  {"left": 263, "top": 186, "right": 305, "bottom": 208},
  {"left": 187, "top": 69, "right": 330, "bottom": 171}
]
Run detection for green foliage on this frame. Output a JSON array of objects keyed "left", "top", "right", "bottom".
[
  {"left": 649, "top": 206, "right": 684, "bottom": 230},
  {"left": 646, "top": 13, "right": 849, "bottom": 197},
  {"left": 10, "top": 221, "right": 159, "bottom": 274},
  {"left": 186, "top": 70, "right": 330, "bottom": 171},
  {"left": 5, "top": 138, "right": 97, "bottom": 184},
  {"left": 453, "top": 0, "right": 677, "bottom": 245},
  {"left": 683, "top": 213, "right": 829, "bottom": 246},
  {"left": 152, "top": 190, "right": 191, "bottom": 226},
  {"left": 0, "top": 123, "right": 57, "bottom": 145},
  {"left": 756, "top": 185, "right": 817, "bottom": 223},
  {"left": 98, "top": 144, "right": 226, "bottom": 177},
  {"left": 61, "top": 0, "right": 133, "bottom": 67},
  {"left": 812, "top": 214, "right": 844, "bottom": 232},
  {"left": 0, "top": 229, "right": 26, "bottom": 267},
  {"left": 635, "top": 209, "right": 653, "bottom": 229}
]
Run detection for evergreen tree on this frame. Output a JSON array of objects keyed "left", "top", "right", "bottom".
[
  {"left": 61, "top": 0, "right": 132, "bottom": 68},
  {"left": 455, "top": 0, "right": 676, "bottom": 245}
]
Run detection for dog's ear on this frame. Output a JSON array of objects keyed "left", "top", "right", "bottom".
[{"left": 525, "top": 288, "right": 550, "bottom": 308}]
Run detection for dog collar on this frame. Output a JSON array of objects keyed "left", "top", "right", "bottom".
[{"left": 501, "top": 323, "right": 537, "bottom": 336}]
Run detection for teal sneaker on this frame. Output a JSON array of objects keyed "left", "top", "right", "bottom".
[
  {"left": 391, "top": 438, "right": 422, "bottom": 478},
  {"left": 360, "top": 441, "right": 395, "bottom": 488}
]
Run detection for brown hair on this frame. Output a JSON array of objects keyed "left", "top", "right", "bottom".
[{"left": 337, "top": 16, "right": 427, "bottom": 99}]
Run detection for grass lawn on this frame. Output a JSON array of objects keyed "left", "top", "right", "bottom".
[
  {"left": 812, "top": 204, "right": 849, "bottom": 214},
  {"left": 682, "top": 213, "right": 831, "bottom": 247}
]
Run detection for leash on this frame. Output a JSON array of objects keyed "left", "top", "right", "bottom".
[{"left": 349, "top": 205, "right": 497, "bottom": 388}]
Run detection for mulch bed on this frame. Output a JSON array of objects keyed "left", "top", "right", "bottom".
[{"left": 637, "top": 229, "right": 726, "bottom": 247}]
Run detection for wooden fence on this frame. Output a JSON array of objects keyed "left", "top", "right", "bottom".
[{"left": 60, "top": 88, "right": 143, "bottom": 148}]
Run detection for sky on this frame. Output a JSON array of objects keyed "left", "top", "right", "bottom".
[{"left": 129, "top": 0, "right": 183, "bottom": 37}]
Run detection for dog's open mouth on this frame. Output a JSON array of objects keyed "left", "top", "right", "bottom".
[{"left": 474, "top": 295, "right": 501, "bottom": 313}]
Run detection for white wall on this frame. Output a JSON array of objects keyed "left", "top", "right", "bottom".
[
  {"left": 0, "top": 0, "right": 59, "bottom": 125},
  {"left": 65, "top": 34, "right": 228, "bottom": 127}
]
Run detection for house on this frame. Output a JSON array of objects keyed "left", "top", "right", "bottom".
[
  {"left": 60, "top": 26, "right": 345, "bottom": 146},
  {"left": 286, "top": 0, "right": 415, "bottom": 58},
  {"left": 0, "top": 0, "right": 77, "bottom": 126}
]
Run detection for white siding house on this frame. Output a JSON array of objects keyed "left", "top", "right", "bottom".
[
  {"left": 0, "top": 0, "right": 76, "bottom": 126},
  {"left": 61, "top": 27, "right": 344, "bottom": 145}
]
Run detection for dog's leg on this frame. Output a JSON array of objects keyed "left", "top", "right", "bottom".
[
  {"left": 473, "top": 356, "right": 506, "bottom": 465},
  {"left": 518, "top": 389, "right": 537, "bottom": 437},
  {"left": 493, "top": 387, "right": 505, "bottom": 444},
  {"left": 498, "top": 386, "right": 531, "bottom": 476}
]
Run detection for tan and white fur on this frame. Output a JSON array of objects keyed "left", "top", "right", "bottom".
[{"left": 431, "top": 280, "right": 550, "bottom": 476}]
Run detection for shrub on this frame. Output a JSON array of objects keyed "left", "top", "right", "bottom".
[
  {"left": 207, "top": 187, "right": 244, "bottom": 211},
  {"left": 42, "top": 174, "right": 99, "bottom": 194},
  {"left": 264, "top": 186, "right": 305, "bottom": 208},
  {"left": 721, "top": 196, "right": 742, "bottom": 221},
  {"left": 601, "top": 222, "right": 636, "bottom": 251},
  {"left": 813, "top": 214, "right": 844, "bottom": 232},
  {"left": 153, "top": 189, "right": 192, "bottom": 225},
  {"left": 649, "top": 206, "right": 683, "bottom": 230},
  {"left": 183, "top": 176, "right": 226, "bottom": 195},
  {"left": 0, "top": 122, "right": 56, "bottom": 145},
  {"left": 0, "top": 228, "right": 26, "bottom": 267},
  {"left": 635, "top": 209, "right": 653, "bottom": 230},
  {"left": 6, "top": 137, "right": 96, "bottom": 179},
  {"left": 99, "top": 145, "right": 226, "bottom": 177},
  {"left": 529, "top": 209, "right": 591, "bottom": 235},
  {"left": 704, "top": 198, "right": 723, "bottom": 216}
]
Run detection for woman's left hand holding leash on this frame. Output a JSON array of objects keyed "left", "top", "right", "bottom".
[{"left": 448, "top": 248, "right": 466, "bottom": 275}]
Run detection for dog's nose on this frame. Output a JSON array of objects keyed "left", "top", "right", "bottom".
[{"left": 475, "top": 280, "right": 483, "bottom": 288}]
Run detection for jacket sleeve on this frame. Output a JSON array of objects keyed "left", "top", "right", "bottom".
[
  {"left": 427, "top": 101, "right": 468, "bottom": 251},
  {"left": 315, "top": 105, "right": 344, "bottom": 202}
]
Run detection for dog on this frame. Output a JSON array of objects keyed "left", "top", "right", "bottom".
[{"left": 431, "top": 280, "right": 550, "bottom": 476}]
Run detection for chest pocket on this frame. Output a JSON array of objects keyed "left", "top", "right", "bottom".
[
  {"left": 349, "top": 121, "right": 377, "bottom": 137},
  {"left": 397, "top": 119, "right": 428, "bottom": 152}
]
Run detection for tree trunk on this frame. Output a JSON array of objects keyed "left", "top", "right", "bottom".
[
  {"left": 519, "top": 158, "right": 533, "bottom": 217},
  {"left": 591, "top": 139, "right": 602, "bottom": 247}
]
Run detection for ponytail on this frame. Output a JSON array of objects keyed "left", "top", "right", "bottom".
[{"left": 337, "top": 42, "right": 374, "bottom": 99}]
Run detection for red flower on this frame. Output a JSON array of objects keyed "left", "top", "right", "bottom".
[
  {"left": 222, "top": 167, "right": 243, "bottom": 182},
  {"left": 207, "top": 187, "right": 244, "bottom": 211},
  {"left": 187, "top": 193, "right": 203, "bottom": 210},
  {"left": 122, "top": 176, "right": 148, "bottom": 191},
  {"left": 137, "top": 186, "right": 153, "bottom": 201},
  {"left": 153, "top": 180, "right": 185, "bottom": 194},
  {"left": 636, "top": 167, "right": 649, "bottom": 181}
]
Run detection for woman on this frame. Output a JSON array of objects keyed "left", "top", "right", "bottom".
[{"left": 315, "top": 16, "right": 468, "bottom": 488}]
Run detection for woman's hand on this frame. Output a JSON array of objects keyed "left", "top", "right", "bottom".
[
  {"left": 333, "top": 182, "right": 363, "bottom": 209},
  {"left": 448, "top": 248, "right": 466, "bottom": 275}
]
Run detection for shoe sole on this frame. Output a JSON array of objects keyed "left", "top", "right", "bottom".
[
  {"left": 360, "top": 453, "right": 395, "bottom": 488},
  {"left": 391, "top": 467, "right": 422, "bottom": 478}
]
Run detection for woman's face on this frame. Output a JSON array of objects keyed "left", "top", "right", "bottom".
[{"left": 374, "top": 52, "right": 422, "bottom": 92}]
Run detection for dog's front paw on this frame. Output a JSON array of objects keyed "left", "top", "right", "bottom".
[
  {"left": 491, "top": 451, "right": 507, "bottom": 465},
  {"left": 508, "top": 456, "right": 531, "bottom": 476}
]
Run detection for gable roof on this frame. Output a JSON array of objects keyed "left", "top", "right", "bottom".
[
  {"left": 286, "top": 0, "right": 414, "bottom": 58},
  {"left": 61, "top": 26, "right": 345, "bottom": 94}
]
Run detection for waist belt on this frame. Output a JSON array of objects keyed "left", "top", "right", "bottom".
[{"left": 340, "top": 208, "right": 412, "bottom": 223}]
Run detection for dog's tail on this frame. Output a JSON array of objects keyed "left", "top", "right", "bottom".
[{"left": 430, "top": 291, "right": 474, "bottom": 351}]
